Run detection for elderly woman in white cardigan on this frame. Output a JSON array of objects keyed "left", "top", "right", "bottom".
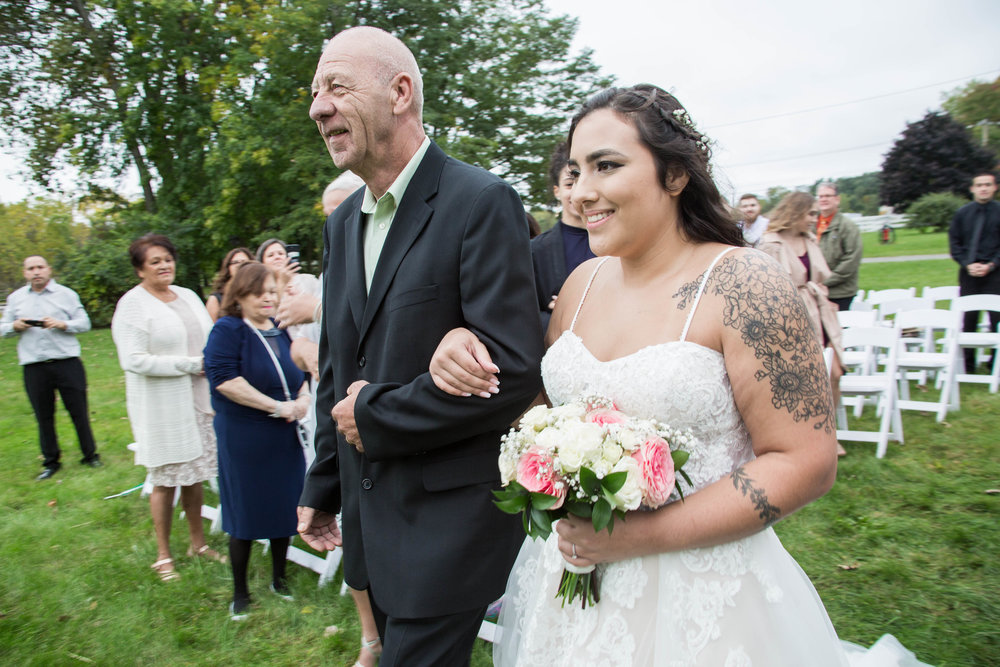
[{"left": 112, "top": 234, "right": 225, "bottom": 582}]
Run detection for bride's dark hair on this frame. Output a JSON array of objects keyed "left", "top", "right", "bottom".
[{"left": 567, "top": 84, "right": 744, "bottom": 247}]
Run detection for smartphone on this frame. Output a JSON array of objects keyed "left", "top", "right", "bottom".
[
  {"left": 286, "top": 243, "right": 300, "bottom": 266},
  {"left": 24, "top": 319, "right": 45, "bottom": 327}
]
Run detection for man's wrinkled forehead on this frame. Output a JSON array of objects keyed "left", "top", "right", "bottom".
[{"left": 24, "top": 256, "right": 48, "bottom": 270}]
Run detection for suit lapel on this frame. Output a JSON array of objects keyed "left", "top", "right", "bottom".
[
  {"left": 343, "top": 200, "right": 368, "bottom": 332},
  {"left": 358, "top": 142, "right": 446, "bottom": 343}
]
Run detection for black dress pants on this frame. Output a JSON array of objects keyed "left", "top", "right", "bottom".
[
  {"left": 368, "top": 588, "right": 488, "bottom": 667},
  {"left": 958, "top": 268, "right": 1000, "bottom": 371},
  {"left": 23, "top": 357, "right": 98, "bottom": 469}
]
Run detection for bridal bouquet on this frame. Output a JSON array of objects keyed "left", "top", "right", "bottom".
[{"left": 493, "top": 395, "right": 693, "bottom": 608}]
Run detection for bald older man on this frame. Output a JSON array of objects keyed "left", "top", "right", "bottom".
[
  {"left": 1, "top": 256, "right": 101, "bottom": 479},
  {"left": 297, "top": 27, "right": 542, "bottom": 665}
]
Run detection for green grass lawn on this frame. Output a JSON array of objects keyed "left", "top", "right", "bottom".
[
  {"left": 862, "top": 227, "right": 950, "bottom": 259},
  {"left": 1, "top": 326, "right": 997, "bottom": 665}
]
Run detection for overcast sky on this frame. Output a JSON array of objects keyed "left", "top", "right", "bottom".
[
  {"left": 545, "top": 0, "right": 1000, "bottom": 201},
  {"left": 1, "top": 0, "right": 998, "bottom": 204}
]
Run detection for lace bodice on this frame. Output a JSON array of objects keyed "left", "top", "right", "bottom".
[{"left": 542, "top": 334, "right": 754, "bottom": 491}]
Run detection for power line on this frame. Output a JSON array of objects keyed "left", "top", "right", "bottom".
[
  {"left": 706, "top": 70, "right": 1000, "bottom": 130},
  {"left": 722, "top": 141, "right": 892, "bottom": 169}
]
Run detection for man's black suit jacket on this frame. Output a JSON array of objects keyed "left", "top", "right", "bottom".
[
  {"left": 301, "top": 142, "right": 543, "bottom": 619},
  {"left": 530, "top": 222, "right": 567, "bottom": 334}
]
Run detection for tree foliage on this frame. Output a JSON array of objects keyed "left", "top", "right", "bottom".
[
  {"left": 879, "top": 111, "right": 996, "bottom": 212},
  {"left": 942, "top": 76, "right": 1000, "bottom": 157},
  {"left": 904, "top": 191, "right": 967, "bottom": 234},
  {"left": 0, "top": 199, "right": 88, "bottom": 297},
  {"left": 0, "top": 0, "right": 611, "bottom": 307}
]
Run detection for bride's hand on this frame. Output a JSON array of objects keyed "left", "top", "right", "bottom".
[
  {"left": 429, "top": 327, "right": 500, "bottom": 398},
  {"left": 556, "top": 513, "right": 648, "bottom": 566}
]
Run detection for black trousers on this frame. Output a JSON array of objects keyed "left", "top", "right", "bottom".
[
  {"left": 958, "top": 268, "right": 1000, "bottom": 371},
  {"left": 23, "top": 357, "right": 98, "bottom": 468},
  {"left": 368, "top": 589, "right": 487, "bottom": 667},
  {"left": 830, "top": 295, "right": 855, "bottom": 311}
]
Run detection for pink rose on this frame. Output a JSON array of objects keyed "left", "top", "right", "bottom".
[
  {"left": 586, "top": 408, "right": 628, "bottom": 427},
  {"left": 516, "top": 447, "right": 566, "bottom": 509},
  {"left": 632, "top": 436, "right": 676, "bottom": 507}
]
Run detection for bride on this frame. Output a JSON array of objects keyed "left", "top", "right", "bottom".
[{"left": 430, "top": 85, "right": 927, "bottom": 666}]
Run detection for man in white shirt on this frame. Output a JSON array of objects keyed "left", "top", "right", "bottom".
[
  {"left": 1, "top": 256, "right": 101, "bottom": 479},
  {"left": 738, "top": 193, "right": 769, "bottom": 247}
]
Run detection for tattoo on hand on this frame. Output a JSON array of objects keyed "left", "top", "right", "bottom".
[
  {"left": 731, "top": 466, "right": 781, "bottom": 526},
  {"left": 674, "top": 252, "right": 834, "bottom": 433}
]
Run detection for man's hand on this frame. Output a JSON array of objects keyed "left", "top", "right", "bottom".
[
  {"left": 297, "top": 506, "right": 343, "bottom": 551},
  {"left": 41, "top": 316, "right": 66, "bottom": 330},
  {"left": 277, "top": 290, "right": 320, "bottom": 328},
  {"left": 12, "top": 318, "right": 30, "bottom": 332},
  {"left": 333, "top": 380, "right": 369, "bottom": 452},
  {"left": 967, "top": 262, "right": 994, "bottom": 278}
]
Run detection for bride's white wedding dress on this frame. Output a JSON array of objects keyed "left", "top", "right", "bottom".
[{"left": 493, "top": 252, "right": 929, "bottom": 667}]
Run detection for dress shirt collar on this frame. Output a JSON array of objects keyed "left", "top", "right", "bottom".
[{"left": 360, "top": 137, "right": 431, "bottom": 215}]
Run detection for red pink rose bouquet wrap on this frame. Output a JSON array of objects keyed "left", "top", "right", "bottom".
[{"left": 493, "top": 395, "right": 692, "bottom": 608}]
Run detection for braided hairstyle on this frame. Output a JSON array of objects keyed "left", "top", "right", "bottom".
[{"left": 567, "top": 84, "right": 744, "bottom": 247}]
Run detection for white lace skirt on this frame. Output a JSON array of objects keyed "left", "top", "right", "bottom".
[
  {"left": 494, "top": 529, "right": 851, "bottom": 667},
  {"left": 146, "top": 411, "right": 218, "bottom": 488}
]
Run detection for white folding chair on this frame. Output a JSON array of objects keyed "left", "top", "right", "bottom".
[
  {"left": 837, "top": 326, "right": 904, "bottom": 458},
  {"left": 865, "top": 287, "right": 916, "bottom": 310},
  {"left": 837, "top": 310, "right": 877, "bottom": 330},
  {"left": 921, "top": 285, "right": 959, "bottom": 308},
  {"left": 951, "top": 294, "right": 1000, "bottom": 393},
  {"left": 836, "top": 310, "right": 878, "bottom": 413},
  {"left": 893, "top": 309, "right": 962, "bottom": 422},
  {"left": 849, "top": 298, "right": 874, "bottom": 312},
  {"left": 876, "top": 296, "right": 934, "bottom": 323}
]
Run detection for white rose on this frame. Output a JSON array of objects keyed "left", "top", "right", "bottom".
[
  {"left": 555, "top": 421, "right": 604, "bottom": 473},
  {"left": 498, "top": 450, "right": 518, "bottom": 485},
  {"left": 534, "top": 425, "right": 563, "bottom": 454},
  {"left": 519, "top": 404, "right": 552, "bottom": 431},
  {"left": 616, "top": 427, "right": 641, "bottom": 452},
  {"left": 548, "top": 403, "right": 586, "bottom": 423},
  {"left": 601, "top": 439, "right": 625, "bottom": 466},
  {"left": 610, "top": 456, "right": 643, "bottom": 511}
]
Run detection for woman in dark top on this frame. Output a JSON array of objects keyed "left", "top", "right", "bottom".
[
  {"left": 205, "top": 247, "right": 252, "bottom": 321},
  {"left": 203, "top": 261, "right": 309, "bottom": 619}
]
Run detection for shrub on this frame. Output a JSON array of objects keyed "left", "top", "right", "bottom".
[{"left": 904, "top": 192, "right": 968, "bottom": 233}]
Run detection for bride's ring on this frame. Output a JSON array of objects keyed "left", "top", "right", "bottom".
[{"left": 571, "top": 543, "right": 578, "bottom": 559}]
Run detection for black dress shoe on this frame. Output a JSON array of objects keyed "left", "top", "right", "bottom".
[
  {"left": 36, "top": 467, "right": 58, "bottom": 481},
  {"left": 84, "top": 458, "right": 103, "bottom": 468}
]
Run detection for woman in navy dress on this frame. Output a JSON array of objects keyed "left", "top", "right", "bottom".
[{"left": 203, "top": 261, "right": 309, "bottom": 620}]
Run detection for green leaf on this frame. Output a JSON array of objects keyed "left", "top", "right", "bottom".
[
  {"left": 529, "top": 505, "right": 553, "bottom": 539},
  {"left": 565, "top": 501, "right": 593, "bottom": 518},
  {"left": 493, "top": 495, "right": 529, "bottom": 514},
  {"left": 600, "top": 470, "right": 628, "bottom": 494},
  {"left": 592, "top": 498, "right": 612, "bottom": 533},
  {"left": 671, "top": 450, "right": 690, "bottom": 468},
  {"left": 530, "top": 492, "right": 562, "bottom": 510},
  {"left": 578, "top": 466, "right": 601, "bottom": 496}
]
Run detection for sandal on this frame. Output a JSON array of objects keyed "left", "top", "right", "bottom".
[
  {"left": 151, "top": 558, "right": 180, "bottom": 582},
  {"left": 187, "top": 544, "right": 228, "bottom": 564},
  {"left": 353, "top": 636, "right": 382, "bottom": 667}
]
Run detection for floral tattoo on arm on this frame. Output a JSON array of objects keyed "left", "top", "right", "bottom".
[
  {"left": 675, "top": 252, "right": 834, "bottom": 434},
  {"left": 731, "top": 466, "right": 781, "bottom": 526}
]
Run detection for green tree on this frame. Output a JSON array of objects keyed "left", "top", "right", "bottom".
[
  {"left": 942, "top": 76, "right": 1000, "bottom": 156},
  {"left": 880, "top": 111, "right": 996, "bottom": 211},
  {"left": 903, "top": 192, "right": 967, "bottom": 233},
  {"left": 815, "top": 172, "right": 881, "bottom": 216},
  {"left": 0, "top": 198, "right": 88, "bottom": 297},
  {"left": 1, "top": 0, "right": 610, "bottom": 281}
]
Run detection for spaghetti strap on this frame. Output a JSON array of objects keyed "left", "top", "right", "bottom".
[
  {"left": 679, "top": 246, "right": 739, "bottom": 342},
  {"left": 569, "top": 257, "right": 612, "bottom": 332}
]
